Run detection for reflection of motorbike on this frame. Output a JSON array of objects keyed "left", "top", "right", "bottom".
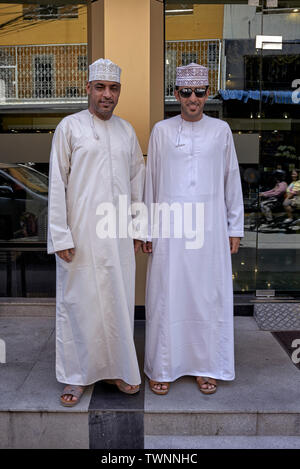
[
  {"left": 245, "top": 198, "right": 300, "bottom": 233},
  {"left": 257, "top": 211, "right": 300, "bottom": 233},
  {"left": 244, "top": 197, "right": 263, "bottom": 231},
  {"left": 244, "top": 195, "right": 300, "bottom": 234},
  {"left": 243, "top": 168, "right": 300, "bottom": 234}
]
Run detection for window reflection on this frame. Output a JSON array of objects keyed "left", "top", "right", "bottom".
[
  {"left": 0, "top": 163, "right": 48, "bottom": 241},
  {"left": 165, "top": 1, "right": 300, "bottom": 292}
]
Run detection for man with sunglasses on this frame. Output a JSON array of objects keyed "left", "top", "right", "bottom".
[
  {"left": 175, "top": 85, "right": 209, "bottom": 122},
  {"left": 143, "top": 63, "right": 244, "bottom": 395}
]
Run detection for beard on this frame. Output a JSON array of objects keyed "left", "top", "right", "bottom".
[{"left": 91, "top": 99, "right": 118, "bottom": 120}]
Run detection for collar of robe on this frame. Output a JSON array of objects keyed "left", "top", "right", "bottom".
[
  {"left": 176, "top": 117, "right": 184, "bottom": 148},
  {"left": 176, "top": 114, "right": 206, "bottom": 148},
  {"left": 89, "top": 112, "right": 100, "bottom": 140}
]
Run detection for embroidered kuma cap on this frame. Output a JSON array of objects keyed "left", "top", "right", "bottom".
[
  {"left": 176, "top": 63, "right": 209, "bottom": 87},
  {"left": 89, "top": 58, "right": 121, "bottom": 83}
]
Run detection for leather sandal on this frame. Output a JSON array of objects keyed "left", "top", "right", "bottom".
[
  {"left": 196, "top": 377, "right": 217, "bottom": 395},
  {"left": 60, "top": 385, "right": 85, "bottom": 407},
  {"left": 104, "top": 379, "right": 140, "bottom": 395},
  {"left": 149, "top": 380, "right": 170, "bottom": 395}
]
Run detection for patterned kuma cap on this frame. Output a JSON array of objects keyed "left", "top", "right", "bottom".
[
  {"left": 176, "top": 63, "right": 209, "bottom": 87},
  {"left": 89, "top": 58, "right": 121, "bottom": 83}
]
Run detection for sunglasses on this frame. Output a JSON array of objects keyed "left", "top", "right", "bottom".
[{"left": 178, "top": 87, "right": 208, "bottom": 98}]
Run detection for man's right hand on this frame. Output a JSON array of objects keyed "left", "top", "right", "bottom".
[
  {"left": 142, "top": 242, "right": 152, "bottom": 254},
  {"left": 56, "top": 248, "right": 75, "bottom": 263}
]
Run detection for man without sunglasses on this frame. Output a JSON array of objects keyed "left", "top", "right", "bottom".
[{"left": 48, "top": 59, "right": 145, "bottom": 405}]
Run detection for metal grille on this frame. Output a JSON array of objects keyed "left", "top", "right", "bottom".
[
  {"left": 254, "top": 302, "right": 300, "bottom": 331},
  {"left": 0, "top": 44, "right": 88, "bottom": 105},
  {"left": 0, "top": 47, "right": 16, "bottom": 101},
  {"left": 165, "top": 39, "right": 222, "bottom": 101},
  {"left": 1, "top": 41, "right": 222, "bottom": 105}
]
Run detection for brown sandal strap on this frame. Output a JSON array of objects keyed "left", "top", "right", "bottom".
[
  {"left": 150, "top": 380, "right": 169, "bottom": 386},
  {"left": 196, "top": 377, "right": 217, "bottom": 387},
  {"left": 61, "top": 385, "right": 84, "bottom": 399},
  {"left": 207, "top": 378, "right": 217, "bottom": 386}
]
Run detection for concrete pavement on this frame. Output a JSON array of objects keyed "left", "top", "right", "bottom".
[{"left": 0, "top": 310, "right": 300, "bottom": 449}]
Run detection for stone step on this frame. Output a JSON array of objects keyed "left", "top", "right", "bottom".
[
  {"left": 144, "top": 435, "right": 300, "bottom": 449},
  {"left": 144, "top": 409, "right": 300, "bottom": 437},
  {"left": 0, "top": 297, "right": 56, "bottom": 317},
  {"left": 1, "top": 316, "right": 300, "bottom": 448},
  {"left": 143, "top": 318, "right": 300, "bottom": 438},
  {"left": 0, "top": 411, "right": 90, "bottom": 449}
]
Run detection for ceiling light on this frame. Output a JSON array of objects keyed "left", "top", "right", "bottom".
[
  {"left": 165, "top": 9, "right": 194, "bottom": 16},
  {"left": 166, "top": 9, "right": 193, "bottom": 14}
]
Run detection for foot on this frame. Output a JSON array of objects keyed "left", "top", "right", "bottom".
[
  {"left": 60, "top": 385, "right": 85, "bottom": 406},
  {"left": 196, "top": 377, "right": 217, "bottom": 395},
  {"left": 149, "top": 380, "right": 170, "bottom": 395},
  {"left": 152, "top": 383, "right": 169, "bottom": 392},
  {"left": 104, "top": 379, "right": 140, "bottom": 394},
  {"left": 116, "top": 380, "right": 140, "bottom": 394}
]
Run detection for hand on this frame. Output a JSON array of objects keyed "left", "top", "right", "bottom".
[
  {"left": 56, "top": 248, "right": 75, "bottom": 263},
  {"left": 142, "top": 241, "right": 152, "bottom": 254},
  {"left": 229, "top": 237, "right": 240, "bottom": 254},
  {"left": 134, "top": 239, "right": 143, "bottom": 254}
]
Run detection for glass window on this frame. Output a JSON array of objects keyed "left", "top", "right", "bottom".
[
  {"left": 0, "top": 164, "right": 48, "bottom": 242},
  {"left": 0, "top": 2, "right": 86, "bottom": 297},
  {"left": 0, "top": 3, "right": 87, "bottom": 106},
  {"left": 23, "top": 4, "right": 78, "bottom": 21},
  {"left": 165, "top": 0, "right": 300, "bottom": 294}
]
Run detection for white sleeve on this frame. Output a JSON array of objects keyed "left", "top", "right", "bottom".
[
  {"left": 129, "top": 128, "right": 145, "bottom": 241},
  {"left": 224, "top": 128, "right": 244, "bottom": 238},
  {"left": 47, "top": 122, "right": 75, "bottom": 254},
  {"left": 144, "top": 125, "right": 159, "bottom": 242},
  {"left": 130, "top": 129, "right": 145, "bottom": 204}
]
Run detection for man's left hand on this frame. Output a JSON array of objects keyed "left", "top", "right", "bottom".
[
  {"left": 134, "top": 239, "right": 143, "bottom": 254},
  {"left": 229, "top": 237, "right": 240, "bottom": 254}
]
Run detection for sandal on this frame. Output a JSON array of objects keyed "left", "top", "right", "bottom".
[
  {"left": 149, "top": 380, "right": 170, "bottom": 395},
  {"left": 60, "top": 385, "right": 85, "bottom": 407},
  {"left": 104, "top": 379, "right": 140, "bottom": 395},
  {"left": 196, "top": 377, "right": 217, "bottom": 395}
]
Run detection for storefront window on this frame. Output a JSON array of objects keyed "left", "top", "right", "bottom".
[
  {"left": 165, "top": 0, "right": 300, "bottom": 293},
  {"left": 0, "top": 163, "right": 48, "bottom": 241},
  {"left": 0, "top": 2, "right": 87, "bottom": 297}
]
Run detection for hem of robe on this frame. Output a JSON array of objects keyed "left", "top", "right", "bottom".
[
  {"left": 56, "top": 374, "right": 142, "bottom": 387},
  {"left": 144, "top": 369, "right": 235, "bottom": 383}
]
